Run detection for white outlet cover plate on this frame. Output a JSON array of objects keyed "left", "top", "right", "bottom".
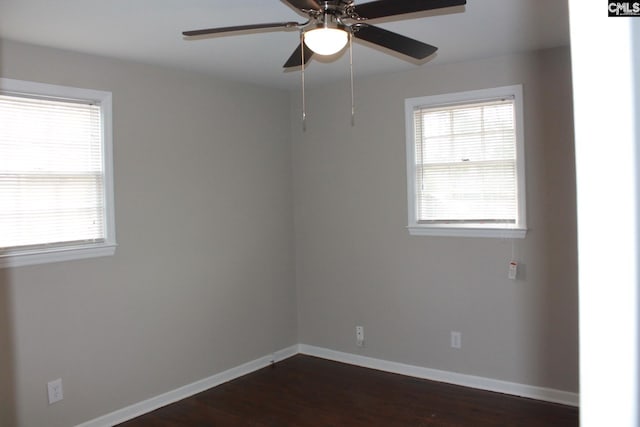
[
  {"left": 47, "top": 378, "right": 63, "bottom": 404},
  {"left": 451, "top": 331, "right": 462, "bottom": 349}
]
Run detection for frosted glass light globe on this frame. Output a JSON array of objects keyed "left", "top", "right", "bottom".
[{"left": 304, "top": 27, "right": 348, "bottom": 56}]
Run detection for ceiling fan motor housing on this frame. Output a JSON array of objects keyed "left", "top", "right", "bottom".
[{"left": 308, "top": 1, "right": 359, "bottom": 23}]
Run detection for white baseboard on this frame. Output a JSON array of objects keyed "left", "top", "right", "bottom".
[
  {"left": 298, "top": 344, "right": 579, "bottom": 407},
  {"left": 75, "top": 345, "right": 298, "bottom": 427},
  {"left": 77, "top": 343, "right": 578, "bottom": 426}
]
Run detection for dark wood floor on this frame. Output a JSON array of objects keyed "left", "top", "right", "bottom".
[{"left": 118, "top": 355, "right": 578, "bottom": 426}]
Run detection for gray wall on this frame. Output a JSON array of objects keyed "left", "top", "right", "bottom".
[
  {"left": 291, "top": 47, "right": 578, "bottom": 393},
  {"left": 0, "top": 40, "right": 579, "bottom": 427},
  {"left": 0, "top": 39, "right": 297, "bottom": 427}
]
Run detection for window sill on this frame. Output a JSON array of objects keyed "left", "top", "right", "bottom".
[
  {"left": 407, "top": 225, "right": 527, "bottom": 239},
  {"left": 0, "top": 242, "right": 117, "bottom": 268}
]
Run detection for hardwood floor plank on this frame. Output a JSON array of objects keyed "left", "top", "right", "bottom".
[{"left": 118, "top": 355, "right": 578, "bottom": 426}]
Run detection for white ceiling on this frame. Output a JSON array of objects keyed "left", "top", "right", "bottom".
[{"left": 0, "top": 0, "right": 570, "bottom": 90}]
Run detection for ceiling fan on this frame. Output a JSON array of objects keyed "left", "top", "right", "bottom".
[{"left": 182, "top": 0, "right": 467, "bottom": 68}]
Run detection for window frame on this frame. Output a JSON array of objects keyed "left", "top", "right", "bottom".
[
  {"left": 0, "top": 78, "right": 116, "bottom": 268},
  {"left": 405, "top": 85, "right": 527, "bottom": 238}
]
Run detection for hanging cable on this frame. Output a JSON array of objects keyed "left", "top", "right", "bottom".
[
  {"left": 301, "top": 31, "right": 307, "bottom": 131},
  {"left": 349, "top": 31, "right": 355, "bottom": 126}
]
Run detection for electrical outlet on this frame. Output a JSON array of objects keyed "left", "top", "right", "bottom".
[
  {"left": 451, "top": 331, "right": 461, "bottom": 349},
  {"left": 356, "top": 326, "right": 364, "bottom": 347},
  {"left": 47, "top": 378, "right": 63, "bottom": 404}
]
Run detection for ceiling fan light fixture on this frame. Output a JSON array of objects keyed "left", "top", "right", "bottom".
[{"left": 304, "top": 22, "right": 348, "bottom": 56}]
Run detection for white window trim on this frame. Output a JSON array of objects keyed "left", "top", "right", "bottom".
[
  {"left": 0, "top": 78, "right": 116, "bottom": 268},
  {"left": 405, "top": 85, "right": 527, "bottom": 239}
]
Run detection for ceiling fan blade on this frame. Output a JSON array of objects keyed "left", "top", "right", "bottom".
[
  {"left": 354, "top": 0, "right": 466, "bottom": 20},
  {"left": 354, "top": 25, "right": 437, "bottom": 59},
  {"left": 183, "top": 22, "right": 299, "bottom": 37},
  {"left": 283, "top": 0, "right": 322, "bottom": 11},
  {"left": 283, "top": 43, "right": 314, "bottom": 68}
]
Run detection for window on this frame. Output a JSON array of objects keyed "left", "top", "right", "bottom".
[
  {"left": 0, "top": 78, "right": 115, "bottom": 267},
  {"left": 405, "top": 85, "right": 526, "bottom": 238}
]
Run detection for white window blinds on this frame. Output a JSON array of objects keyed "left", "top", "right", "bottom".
[
  {"left": 413, "top": 98, "right": 517, "bottom": 224},
  {"left": 0, "top": 93, "right": 106, "bottom": 251}
]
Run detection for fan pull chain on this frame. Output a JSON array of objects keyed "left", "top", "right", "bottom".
[
  {"left": 300, "top": 31, "right": 307, "bottom": 131},
  {"left": 349, "top": 32, "right": 355, "bottom": 126}
]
